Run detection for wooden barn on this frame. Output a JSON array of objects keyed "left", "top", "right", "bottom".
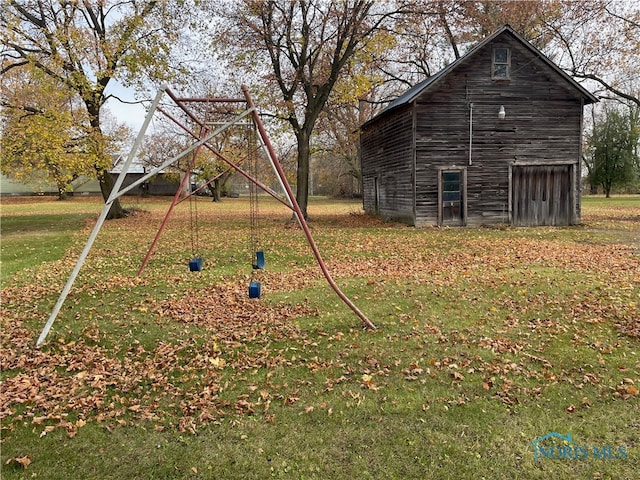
[{"left": 360, "top": 25, "right": 598, "bottom": 227}]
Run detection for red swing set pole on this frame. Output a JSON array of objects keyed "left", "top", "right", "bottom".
[{"left": 241, "top": 85, "right": 376, "bottom": 330}]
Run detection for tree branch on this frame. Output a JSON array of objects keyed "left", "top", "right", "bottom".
[{"left": 572, "top": 70, "right": 640, "bottom": 107}]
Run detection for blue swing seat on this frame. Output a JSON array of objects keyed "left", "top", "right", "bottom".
[
  {"left": 189, "top": 257, "right": 204, "bottom": 271},
  {"left": 248, "top": 281, "right": 261, "bottom": 298},
  {"left": 253, "top": 250, "right": 265, "bottom": 270}
]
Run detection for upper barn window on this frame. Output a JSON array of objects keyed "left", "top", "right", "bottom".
[{"left": 492, "top": 47, "right": 510, "bottom": 79}]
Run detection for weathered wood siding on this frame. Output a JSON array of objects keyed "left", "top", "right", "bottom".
[
  {"left": 361, "top": 28, "right": 589, "bottom": 227},
  {"left": 360, "top": 104, "right": 415, "bottom": 223},
  {"left": 413, "top": 33, "right": 583, "bottom": 226}
]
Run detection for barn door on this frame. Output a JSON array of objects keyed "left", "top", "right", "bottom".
[
  {"left": 512, "top": 165, "right": 571, "bottom": 226},
  {"left": 438, "top": 169, "right": 466, "bottom": 226}
]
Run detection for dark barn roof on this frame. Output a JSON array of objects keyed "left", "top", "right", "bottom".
[{"left": 362, "top": 25, "right": 598, "bottom": 128}]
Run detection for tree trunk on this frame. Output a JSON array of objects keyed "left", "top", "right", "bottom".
[
  {"left": 87, "top": 101, "right": 127, "bottom": 219},
  {"left": 212, "top": 179, "right": 221, "bottom": 202},
  {"left": 97, "top": 167, "right": 127, "bottom": 219},
  {"left": 295, "top": 129, "right": 311, "bottom": 219},
  {"left": 55, "top": 178, "right": 69, "bottom": 200}
]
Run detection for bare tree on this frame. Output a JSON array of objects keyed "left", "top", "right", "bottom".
[
  {"left": 542, "top": 0, "right": 640, "bottom": 107},
  {"left": 214, "top": 0, "right": 413, "bottom": 218}
]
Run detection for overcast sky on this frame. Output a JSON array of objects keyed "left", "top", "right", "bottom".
[{"left": 104, "top": 80, "right": 148, "bottom": 131}]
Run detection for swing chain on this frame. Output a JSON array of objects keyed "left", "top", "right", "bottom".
[
  {"left": 189, "top": 169, "right": 200, "bottom": 258},
  {"left": 249, "top": 123, "right": 260, "bottom": 266}
]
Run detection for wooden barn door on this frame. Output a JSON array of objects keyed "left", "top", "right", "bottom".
[
  {"left": 512, "top": 165, "right": 571, "bottom": 226},
  {"left": 438, "top": 169, "right": 466, "bottom": 226}
]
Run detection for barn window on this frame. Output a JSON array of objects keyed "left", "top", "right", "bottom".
[
  {"left": 442, "top": 172, "right": 461, "bottom": 204},
  {"left": 492, "top": 47, "right": 510, "bottom": 79}
]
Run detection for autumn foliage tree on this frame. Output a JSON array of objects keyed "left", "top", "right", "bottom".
[
  {"left": 1, "top": 1, "right": 199, "bottom": 218},
  {"left": 0, "top": 69, "right": 99, "bottom": 199}
]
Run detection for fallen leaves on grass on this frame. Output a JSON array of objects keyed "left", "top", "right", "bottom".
[
  {"left": 615, "top": 318, "right": 640, "bottom": 338},
  {"left": 0, "top": 280, "right": 317, "bottom": 436},
  {"left": 1, "top": 203, "right": 639, "bottom": 440}
]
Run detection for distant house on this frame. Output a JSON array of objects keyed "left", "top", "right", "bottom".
[
  {"left": 110, "top": 159, "right": 182, "bottom": 196},
  {"left": 0, "top": 173, "right": 101, "bottom": 197},
  {"left": 111, "top": 172, "right": 181, "bottom": 196},
  {"left": 0, "top": 170, "right": 180, "bottom": 197},
  {"left": 360, "top": 25, "right": 598, "bottom": 227}
]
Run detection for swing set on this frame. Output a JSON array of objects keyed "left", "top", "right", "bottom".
[{"left": 36, "top": 86, "right": 375, "bottom": 347}]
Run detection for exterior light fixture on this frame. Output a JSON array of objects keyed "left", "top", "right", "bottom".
[{"left": 498, "top": 105, "right": 506, "bottom": 120}]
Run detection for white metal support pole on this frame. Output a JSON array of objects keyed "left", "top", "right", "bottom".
[{"left": 36, "top": 88, "right": 166, "bottom": 347}]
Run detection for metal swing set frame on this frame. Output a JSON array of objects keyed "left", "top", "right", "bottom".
[{"left": 36, "top": 85, "right": 375, "bottom": 347}]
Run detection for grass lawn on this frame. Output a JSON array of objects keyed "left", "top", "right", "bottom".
[
  {"left": 1, "top": 194, "right": 639, "bottom": 479},
  {"left": 1, "top": 212, "right": 94, "bottom": 282}
]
